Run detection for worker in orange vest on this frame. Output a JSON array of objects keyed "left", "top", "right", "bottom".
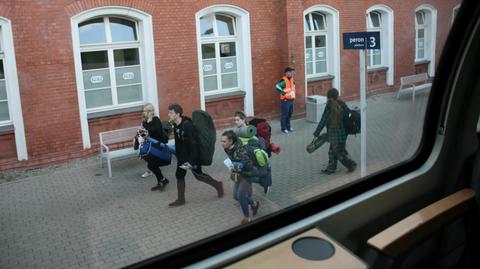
[{"left": 275, "top": 67, "right": 296, "bottom": 134}]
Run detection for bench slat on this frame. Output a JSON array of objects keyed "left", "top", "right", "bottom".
[{"left": 100, "top": 127, "right": 138, "bottom": 145}]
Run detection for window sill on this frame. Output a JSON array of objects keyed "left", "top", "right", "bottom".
[
  {"left": 368, "top": 66, "right": 389, "bottom": 73},
  {"left": 87, "top": 105, "right": 143, "bottom": 119},
  {"left": 307, "top": 75, "right": 335, "bottom": 82},
  {"left": 0, "top": 124, "right": 14, "bottom": 132},
  {"left": 205, "top": 90, "right": 245, "bottom": 102},
  {"left": 415, "top": 59, "right": 431, "bottom": 65}
]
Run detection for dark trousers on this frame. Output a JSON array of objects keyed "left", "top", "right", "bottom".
[
  {"left": 280, "top": 99, "right": 294, "bottom": 131},
  {"left": 145, "top": 156, "right": 170, "bottom": 183}
]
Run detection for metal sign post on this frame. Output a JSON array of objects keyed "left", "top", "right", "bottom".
[{"left": 343, "top": 31, "right": 380, "bottom": 177}]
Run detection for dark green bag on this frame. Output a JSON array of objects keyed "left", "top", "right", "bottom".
[
  {"left": 192, "top": 110, "right": 216, "bottom": 166},
  {"left": 306, "top": 133, "right": 328, "bottom": 153}
]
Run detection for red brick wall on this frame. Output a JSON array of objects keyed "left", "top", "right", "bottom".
[{"left": 0, "top": 0, "right": 461, "bottom": 170}]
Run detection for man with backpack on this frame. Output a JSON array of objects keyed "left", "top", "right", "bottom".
[
  {"left": 313, "top": 88, "right": 357, "bottom": 174},
  {"left": 166, "top": 104, "right": 224, "bottom": 207}
]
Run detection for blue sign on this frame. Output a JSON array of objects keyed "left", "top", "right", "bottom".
[{"left": 343, "top": 32, "right": 381, "bottom": 50}]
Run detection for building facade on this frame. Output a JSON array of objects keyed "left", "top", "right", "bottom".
[{"left": 0, "top": 0, "right": 461, "bottom": 170}]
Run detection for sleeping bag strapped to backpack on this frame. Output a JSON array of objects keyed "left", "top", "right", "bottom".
[
  {"left": 138, "top": 137, "right": 175, "bottom": 164},
  {"left": 248, "top": 118, "right": 273, "bottom": 156},
  {"left": 192, "top": 110, "right": 216, "bottom": 166}
]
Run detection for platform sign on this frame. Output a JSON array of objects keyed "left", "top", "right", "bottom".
[
  {"left": 343, "top": 31, "right": 381, "bottom": 50},
  {"left": 342, "top": 32, "right": 381, "bottom": 177}
]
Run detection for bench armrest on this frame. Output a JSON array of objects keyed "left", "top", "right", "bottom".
[
  {"left": 367, "top": 188, "right": 476, "bottom": 257},
  {"left": 100, "top": 143, "right": 110, "bottom": 154}
]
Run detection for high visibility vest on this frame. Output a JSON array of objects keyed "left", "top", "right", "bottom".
[{"left": 280, "top": 76, "right": 295, "bottom": 100}]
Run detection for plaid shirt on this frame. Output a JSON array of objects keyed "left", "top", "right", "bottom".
[{"left": 313, "top": 104, "right": 348, "bottom": 145}]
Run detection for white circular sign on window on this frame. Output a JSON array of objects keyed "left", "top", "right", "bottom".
[
  {"left": 203, "top": 64, "right": 213, "bottom": 72},
  {"left": 90, "top": 75, "right": 104, "bottom": 84},
  {"left": 305, "top": 53, "right": 311, "bottom": 59},
  {"left": 123, "top": 72, "right": 135, "bottom": 80},
  {"left": 224, "top": 62, "right": 234, "bottom": 69},
  {"left": 317, "top": 51, "right": 324, "bottom": 58}
]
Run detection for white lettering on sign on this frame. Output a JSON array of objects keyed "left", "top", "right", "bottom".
[
  {"left": 224, "top": 62, "right": 234, "bottom": 69},
  {"left": 123, "top": 72, "right": 135, "bottom": 80},
  {"left": 350, "top": 37, "right": 365, "bottom": 44},
  {"left": 203, "top": 64, "right": 213, "bottom": 72},
  {"left": 90, "top": 75, "right": 104, "bottom": 84}
]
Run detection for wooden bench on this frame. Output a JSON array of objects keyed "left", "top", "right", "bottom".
[
  {"left": 367, "top": 188, "right": 476, "bottom": 259},
  {"left": 396, "top": 73, "right": 432, "bottom": 102},
  {"left": 99, "top": 127, "right": 139, "bottom": 178}
]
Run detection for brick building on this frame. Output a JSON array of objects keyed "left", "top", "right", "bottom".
[{"left": 0, "top": 0, "right": 461, "bottom": 170}]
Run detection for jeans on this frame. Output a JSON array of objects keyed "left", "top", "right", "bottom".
[
  {"left": 233, "top": 178, "right": 254, "bottom": 217},
  {"left": 280, "top": 99, "right": 294, "bottom": 131}
]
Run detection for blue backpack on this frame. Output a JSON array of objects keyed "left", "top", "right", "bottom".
[{"left": 139, "top": 137, "right": 175, "bottom": 163}]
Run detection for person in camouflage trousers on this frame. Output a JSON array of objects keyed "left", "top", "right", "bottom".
[{"left": 313, "top": 88, "right": 357, "bottom": 174}]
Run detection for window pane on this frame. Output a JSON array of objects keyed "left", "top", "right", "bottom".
[
  {"left": 220, "top": 42, "right": 236, "bottom": 57},
  {"left": 416, "top": 11, "right": 424, "bottom": 25},
  {"left": 418, "top": 38, "right": 424, "bottom": 49},
  {"left": 373, "top": 52, "right": 381, "bottom": 65},
  {"left": 418, "top": 29, "right": 424, "bottom": 39},
  {"left": 202, "top": 59, "right": 216, "bottom": 76},
  {"left": 305, "top": 36, "right": 312, "bottom": 49},
  {"left": 115, "top": 66, "right": 142, "bottom": 86},
  {"left": 81, "top": 51, "right": 108, "bottom": 70},
  {"left": 304, "top": 15, "right": 311, "bottom": 32},
  {"left": 417, "top": 48, "right": 424, "bottom": 59},
  {"left": 110, "top": 17, "right": 137, "bottom": 42},
  {"left": 369, "top": 12, "right": 381, "bottom": 27},
  {"left": 85, "top": 88, "right": 112, "bottom": 108},
  {"left": 117, "top": 84, "right": 143, "bottom": 104},
  {"left": 312, "top": 13, "right": 325, "bottom": 30},
  {"left": 305, "top": 48, "right": 313, "bottom": 61},
  {"left": 0, "top": 59, "right": 4, "bottom": 79},
  {"left": 200, "top": 15, "right": 214, "bottom": 37},
  {"left": 114, "top": 48, "right": 140, "bottom": 67},
  {"left": 315, "top": 60, "right": 327, "bottom": 73},
  {"left": 221, "top": 73, "right": 237, "bottom": 89},
  {"left": 221, "top": 57, "right": 237, "bottom": 73},
  {"left": 0, "top": 80, "right": 6, "bottom": 100},
  {"left": 306, "top": 62, "right": 313, "bottom": 75},
  {"left": 203, "top": 76, "right": 217, "bottom": 91},
  {"left": 0, "top": 101, "right": 9, "bottom": 121},
  {"left": 315, "top": 35, "right": 326, "bottom": 48},
  {"left": 216, "top": 15, "right": 235, "bottom": 36},
  {"left": 315, "top": 48, "right": 326, "bottom": 61},
  {"left": 202, "top": 44, "right": 215, "bottom": 59},
  {"left": 82, "top": 69, "right": 111, "bottom": 90},
  {"left": 79, "top": 18, "right": 106, "bottom": 45}
]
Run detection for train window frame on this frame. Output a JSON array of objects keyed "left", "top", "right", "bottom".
[{"left": 129, "top": 1, "right": 478, "bottom": 268}]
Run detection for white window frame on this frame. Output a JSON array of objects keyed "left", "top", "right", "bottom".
[
  {"left": 415, "top": 4, "right": 437, "bottom": 77},
  {"left": 303, "top": 5, "right": 341, "bottom": 92},
  {"left": 71, "top": 7, "right": 158, "bottom": 149},
  {"left": 199, "top": 13, "right": 239, "bottom": 95},
  {"left": 452, "top": 4, "right": 460, "bottom": 25},
  {"left": 304, "top": 12, "right": 328, "bottom": 78},
  {"left": 415, "top": 11, "right": 426, "bottom": 61},
  {"left": 196, "top": 5, "right": 253, "bottom": 116},
  {"left": 366, "top": 5, "right": 394, "bottom": 86},
  {"left": 367, "top": 11, "right": 383, "bottom": 68},
  {"left": 0, "top": 17, "right": 28, "bottom": 160}
]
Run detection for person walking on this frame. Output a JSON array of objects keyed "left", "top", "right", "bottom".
[
  {"left": 275, "top": 67, "right": 296, "bottom": 134},
  {"left": 141, "top": 103, "right": 170, "bottom": 191},
  {"left": 313, "top": 88, "right": 357, "bottom": 174},
  {"left": 167, "top": 104, "right": 224, "bottom": 207},
  {"left": 221, "top": 130, "right": 260, "bottom": 224}
]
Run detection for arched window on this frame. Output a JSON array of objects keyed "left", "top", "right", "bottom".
[
  {"left": 199, "top": 13, "right": 239, "bottom": 93},
  {"left": 71, "top": 7, "right": 158, "bottom": 149},
  {"left": 0, "top": 17, "right": 27, "bottom": 160},
  {"left": 366, "top": 5, "right": 394, "bottom": 85},
  {"left": 304, "top": 12, "right": 328, "bottom": 76},
  {"left": 415, "top": 5, "right": 437, "bottom": 77},
  {"left": 78, "top": 16, "right": 142, "bottom": 110}
]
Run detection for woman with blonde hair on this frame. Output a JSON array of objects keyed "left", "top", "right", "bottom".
[{"left": 141, "top": 103, "right": 170, "bottom": 191}]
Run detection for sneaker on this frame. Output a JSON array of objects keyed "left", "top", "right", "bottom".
[
  {"left": 240, "top": 217, "right": 251, "bottom": 225},
  {"left": 321, "top": 169, "right": 336, "bottom": 175},
  {"left": 281, "top": 130, "right": 289, "bottom": 134},
  {"left": 151, "top": 183, "right": 163, "bottom": 191},
  {"left": 168, "top": 199, "right": 185, "bottom": 207},
  {"left": 141, "top": 171, "right": 153, "bottom": 178},
  {"left": 263, "top": 186, "right": 270, "bottom": 194},
  {"left": 251, "top": 201, "right": 260, "bottom": 217},
  {"left": 347, "top": 162, "right": 357, "bottom": 173},
  {"left": 288, "top": 128, "right": 294, "bottom": 132}
]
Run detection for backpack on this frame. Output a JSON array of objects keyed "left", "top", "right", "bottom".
[
  {"left": 192, "top": 110, "right": 216, "bottom": 166},
  {"left": 248, "top": 118, "right": 273, "bottom": 156},
  {"left": 138, "top": 137, "right": 174, "bottom": 164},
  {"left": 240, "top": 137, "right": 269, "bottom": 168},
  {"left": 342, "top": 104, "right": 361, "bottom": 135}
]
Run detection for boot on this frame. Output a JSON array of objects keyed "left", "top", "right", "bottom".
[
  {"left": 322, "top": 149, "right": 337, "bottom": 173},
  {"left": 194, "top": 173, "right": 224, "bottom": 198},
  {"left": 168, "top": 180, "right": 185, "bottom": 207}
]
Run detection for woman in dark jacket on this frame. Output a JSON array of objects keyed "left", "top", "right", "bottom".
[
  {"left": 313, "top": 88, "right": 356, "bottom": 174},
  {"left": 142, "top": 103, "right": 170, "bottom": 191}
]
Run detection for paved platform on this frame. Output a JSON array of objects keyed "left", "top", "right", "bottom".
[{"left": 0, "top": 92, "right": 428, "bottom": 269}]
